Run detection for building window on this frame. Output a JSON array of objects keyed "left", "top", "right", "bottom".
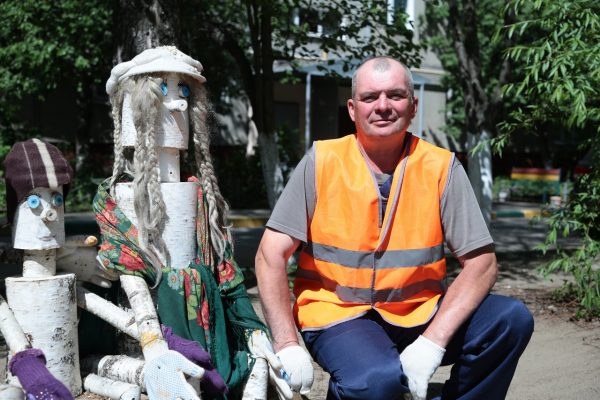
[
  {"left": 387, "top": 0, "right": 413, "bottom": 29},
  {"left": 293, "top": 7, "right": 343, "bottom": 37}
]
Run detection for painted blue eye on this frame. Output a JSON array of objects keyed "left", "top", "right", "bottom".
[
  {"left": 52, "top": 193, "right": 64, "bottom": 207},
  {"left": 178, "top": 84, "right": 190, "bottom": 98},
  {"left": 27, "top": 195, "right": 41, "bottom": 209},
  {"left": 160, "top": 82, "right": 168, "bottom": 96}
]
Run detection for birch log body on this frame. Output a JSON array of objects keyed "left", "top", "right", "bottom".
[
  {"left": 0, "top": 295, "right": 30, "bottom": 353},
  {"left": 119, "top": 275, "right": 169, "bottom": 360},
  {"left": 76, "top": 286, "right": 139, "bottom": 339},
  {"left": 22, "top": 249, "right": 56, "bottom": 277},
  {"left": 84, "top": 374, "right": 141, "bottom": 400},
  {"left": 158, "top": 149, "right": 180, "bottom": 182},
  {"left": 5, "top": 273, "right": 82, "bottom": 395},
  {"left": 241, "top": 358, "right": 268, "bottom": 400},
  {"left": 115, "top": 182, "right": 197, "bottom": 269},
  {"left": 96, "top": 355, "right": 145, "bottom": 388}
]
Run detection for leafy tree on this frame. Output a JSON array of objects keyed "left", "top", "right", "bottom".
[
  {"left": 501, "top": 0, "right": 600, "bottom": 317},
  {"left": 421, "top": 0, "right": 516, "bottom": 225},
  {"left": 183, "top": 0, "right": 423, "bottom": 207},
  {"left": 0, "top": 0, "right": 113, "bottom": 211}
]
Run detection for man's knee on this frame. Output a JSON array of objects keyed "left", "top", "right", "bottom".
[{"left": 495, "top": 296, "right": 534, "bottom": 348}]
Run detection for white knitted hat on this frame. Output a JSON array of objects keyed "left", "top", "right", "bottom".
[{"left": 106, "top": 46, "right": 206, "bottom": 96}]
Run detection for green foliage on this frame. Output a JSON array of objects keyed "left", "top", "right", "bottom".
[
  {"left": 538, "top": 168, "right": 600, "bottom": 318},
  {"left": 0, "top": 0, "right": 111, "bottom": 119},
  {"left": 492, "top": 176, "right": 511, "bottom": 200},
  {"left": 503, "top": 0, "right": 600, "bottom": 317},
  {"left": 190, "top": 0, "right": 423, "bottom": 97},
  {"left": 502, "top": 0, "right": 600, "bottom": 134},
  {"left": 0, "top": 0, "right": 112, "bottom": 212}
]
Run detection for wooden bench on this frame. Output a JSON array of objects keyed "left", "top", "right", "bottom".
[{"left": 510, "top": 167, "right": 561, "bottom": 201}]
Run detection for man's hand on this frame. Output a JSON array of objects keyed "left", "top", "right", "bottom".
[
  {"left": 143, "top": 350, "right": 204, "bottom": 400},
  {"left": 399, "top": 335, "right": 445, "bottom": 400},
  {"left": 277, "top": 345, "right": 314, "bottom": 396},
  {"left": 56, "top": 235, "right": 118, "bottom": 288},
  {"left": 9, "top": 348, "right": 74, "bottom": 400}
]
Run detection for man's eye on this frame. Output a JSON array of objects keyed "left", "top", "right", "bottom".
[
  {"left": 27, "top": 195, "right": 41, "bottom": 209},
  {"left": 178, "top": 84, "right": 190, "bottom": 98},
  {"left": 160, "top": 82, "right": 168, "bottom": 96},
  {"left": 52, "top": 193, "right": 64, "bottom": 207}
]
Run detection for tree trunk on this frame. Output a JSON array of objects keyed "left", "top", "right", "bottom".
[
  {"left": 247, "top": 2, "right": 284, "bottom": 209},
  {"left": 113, "top": 0, "right": 178, "bottom": 63},
  {"left": 467, "top": 130, "right": 493, "bottom": 227},
  {"left": 258, "top": 133, "right": 284, "bottom": 209}
]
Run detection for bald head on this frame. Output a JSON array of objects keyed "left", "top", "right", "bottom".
[{"left": 351, "top": 57, "right": 414, "bottom": 99}]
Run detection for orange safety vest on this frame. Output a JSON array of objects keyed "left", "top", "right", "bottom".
[{"left": 294, "top": 134, "right": 454, "bottom": 330}]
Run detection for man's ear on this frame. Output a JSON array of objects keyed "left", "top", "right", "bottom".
[
  {"left": 347, "top": 99, "right": 356, "bottom": 122},
  {"left": 411, "top": 96, "right": 419, "bottom": 118}
]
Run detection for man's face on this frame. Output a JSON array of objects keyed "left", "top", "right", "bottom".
[
  {"left": 347, "top": 60, "right": 418, "bottom": 143},
  {"left": 12, "top": 187, "right": 65, "bottom": 250}
]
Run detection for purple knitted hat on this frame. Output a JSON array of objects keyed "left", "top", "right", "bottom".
[{"left": 3, "top": 139, "right": 73, "bottom": 223}]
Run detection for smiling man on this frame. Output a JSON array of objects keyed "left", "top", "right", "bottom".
[{"left": 255, "top": 56, "right": 534, "bottom": 400}]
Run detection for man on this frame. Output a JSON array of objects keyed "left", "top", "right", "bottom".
[{"left": 256, "top": 56, "right": 533, "bottom": 400}]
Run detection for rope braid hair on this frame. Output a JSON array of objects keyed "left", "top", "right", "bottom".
[
  {"left": 108, "top": 83, "right": 127, "bottom": 192},
  {"left": 189, "top": 84, "right": 231, "bottom": 264},
  {"left": 108, "top": 74, "right": 169, "bottom": 284},
  {"left": 130, "top": 75, "right": 170, "bottom": 269}
]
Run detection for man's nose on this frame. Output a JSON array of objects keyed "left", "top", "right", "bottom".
[
  {"left": 41, "top": 207, "right": 58, "bottom": 222},
  {"left": 164, "top": 99, "right": 188, "bottom": 112},
  {"left": 374, "top": 94, "right": 390, "bottom": 111}
]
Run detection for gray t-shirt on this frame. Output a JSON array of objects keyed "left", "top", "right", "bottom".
[{"left": 267, "top": 144, "right": 493, "bottom": 258}]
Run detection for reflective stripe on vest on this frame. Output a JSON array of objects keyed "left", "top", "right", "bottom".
[{"left": 294, "top": 134, "right": 453, "bottom": 330}]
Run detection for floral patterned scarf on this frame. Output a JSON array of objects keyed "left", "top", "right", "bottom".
[{"left": 93, "top": 176, "right": 267, "bottom": 399}]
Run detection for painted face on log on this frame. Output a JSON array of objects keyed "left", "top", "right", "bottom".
[
  {"left": 12, "top": 187, "right": 65, "bottom": 250},
  {"left": 120, "top": 72, "right": 191, "bottom": 150}
]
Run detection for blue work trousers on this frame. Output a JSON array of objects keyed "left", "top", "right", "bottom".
[{"left": 301, "top": 294, "right": 534, "bottom": 400}]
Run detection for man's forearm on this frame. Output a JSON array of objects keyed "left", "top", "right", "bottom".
[
  {"left": 422, "top": 250, "right": 498, "bottom": 348},
  {"left": 255, "top": 230, "right": 301, "bottom": 352}
]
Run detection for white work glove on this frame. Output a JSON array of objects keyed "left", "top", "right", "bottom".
[
  {"left": 56, "top": 235, "right": 119, "bottom": 288},
  {"left": 143, "top": 350, "right": 204, "bottom": 400},
  {"left": 399, "top": 335, "right": 445, "bottom": 400},
  {"left": 248, "top": 330, "right": 293, "bottom": 400},
  {"left": 277, "top": 345, "right": 314, "bottom": 396}
]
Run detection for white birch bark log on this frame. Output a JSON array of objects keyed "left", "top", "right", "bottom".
[
  {"left": 76, "top": 286, "right": 139, "bottom": 340},
  {"left": 95, "top": 355, "right": 145, "bottom": 389},
  {"left": 158, "top": 148, "right": 181, "bottom": 182},
  {"left": 241, "top": 358, "right": 268, "bottom": 400},
  {"left": 0, "top": 295, "right": 30, "bottom": 353},
  {"left": 119, "top": 275, "right": 169, "bottom": 361},
  {"left": 0, "top": 384, "right": 24, "bottom": 400},
  {"left": 83, "top": 374, "right": 141, "bottom": 400},
  {"left": 22, "top": 249, "right": 56, "bottom": 277},
  {"left": 5, "top": 273, "right": 82, "bottom": 396},
  {"left": 467, "top": 130, "right": 493, "bottom": 227},
  {"left": 115, "top": 182, "right": 197, "bottom": 269}
]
